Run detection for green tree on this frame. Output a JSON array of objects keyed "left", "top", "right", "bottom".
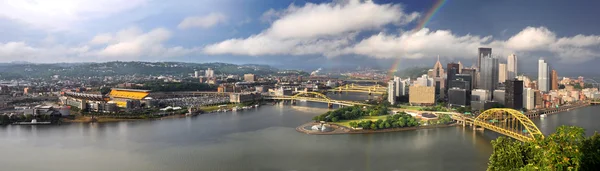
[
  {"left": 0, "top": 115, "right": 10, "bottom": 125},
  {"left": 581, "top": 133, "right": 600, "bottom": 171},
  {"left": 370, "top": 123, "right": 378, "bottom": 130},
  {"left": 384, "top": 122, "right": 391, "bottom": 129},
  {"left": 486, "top": 126, "right": 599, "bottom": 171},
  {"left": 24, "top": 114, "right": 33, "bottom": 121}
]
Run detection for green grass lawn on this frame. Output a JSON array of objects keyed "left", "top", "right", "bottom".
[
  {"left": 333, "top": 115, "right": 390, "bottom": 127},
  {"left": 399, "top": 105, "right": 423, "bottom": 111}
]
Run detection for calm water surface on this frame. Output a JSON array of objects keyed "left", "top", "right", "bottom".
[{"left": 1, "top": 99, "right": 600, "bottom": 171}]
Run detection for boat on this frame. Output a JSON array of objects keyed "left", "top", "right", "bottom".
[
  {"left": 254, "top": 104, "right": 259, "bottom": 108},
  {"left": 540, "top": 114, "right": 547, "bottom": 118},
  {"left": 13, "top": 119, "right": 52, "bottom": 125}
]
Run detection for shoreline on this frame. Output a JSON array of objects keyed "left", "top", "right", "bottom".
[
  {"left": 296, "top": 122, "right": 458, "bottom": 135},
  {"left": 61, "top": 114, "right": 190, "bottom": 123}
]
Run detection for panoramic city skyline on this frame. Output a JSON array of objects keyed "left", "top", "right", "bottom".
[{"left": 1, "top": 0, "right": 600, "bottom": 73}]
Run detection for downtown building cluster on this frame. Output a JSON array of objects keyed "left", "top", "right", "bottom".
[{"left": 387, "top": 47, "right": 600, "bottom": 113}]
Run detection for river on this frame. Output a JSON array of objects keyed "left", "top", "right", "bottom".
[{"left": 1, "top": 94, "right": 599, "bottom": 171}]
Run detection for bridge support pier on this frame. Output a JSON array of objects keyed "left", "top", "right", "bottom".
[{"left": 291, "top": 100, "right": 296, "bottom": 105}]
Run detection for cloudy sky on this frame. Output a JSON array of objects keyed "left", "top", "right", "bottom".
[{"left": 1, "top": 0, "right": 600, "bottom": 75}]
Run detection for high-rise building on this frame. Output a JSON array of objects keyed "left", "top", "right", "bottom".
[
  {"left": 409, "top": 86, "right": 435, "bottom": 105},
  {"left": 448, "top": 88, "right": 469, "bottom": 107},
  {"left": 479, "top": 55, "right": 499, "bottom": 94},
  {"left": 516, "top": 75, "right": 531, "bottom": 87},
  {"left": 205, "top": 68, "right": 215, "bottom": 78},
  {"left": 416, "top": 74, "right": 434, "bottom": 87},
  {"left": 194, "top": 70, "right": 199, "bottom": 78},
  {"left": 538, "top": 59, "right": 549, "bottom": 92},
  {"left": 388, "top": 80, "right": 396, "bottom": 105},
  {"left": 461, "top": 68, "right": 477, "bottom": 90},
  {"left": 471, "top": 89, "right": 490, "bottom": 101},
  {"left": 446, "top": 62, "right": 460, "bottom": 92},
  {"left": 457, "top": 61, "right": 463, "bottom": 74},
  {"left": 534, "top": 90, "right": 543, "bottom": 109},
  {"left": 505, "top": 79, "right": 524, "bottom": 109},
  {"left": 507, "top": 54, "right": 518, "bottom": 80},
  {"left": 524, "top": 88, "right": 535, "bottom": 110},
  {"left": 429, "top": 56, "right": 445, "bottom": 95},
  {"left": 394, "top": 76, "right": 407, "bottom": 97},
  {"left": 551, "top": 70, "right": 558, "bottom": 90},
  {"left": 244, "top": 74, "right": 256, "bottom": 82},
  {"left": 498, "top": 63, "right": 507, "bottom": 83},
  {"left": 478, "top": 47, "right": 492, "bottom": 71},
  {"left": 493, "top": 90, "right": 505, "bottom": 105}
]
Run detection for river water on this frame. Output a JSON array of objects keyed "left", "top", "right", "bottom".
[{"left": 1, "top": 93, "right": 600, "bottom": 171}]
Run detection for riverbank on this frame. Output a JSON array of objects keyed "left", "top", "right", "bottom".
[
  {"left": 61, "top": 114, "right": 190, "bottom": 123},
  {"left": 296, "top": 122, "right": 458, "bottom": 135}
]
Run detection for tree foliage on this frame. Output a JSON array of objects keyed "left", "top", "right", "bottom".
[{"left": 487, "top": 126, "right": 600, "bottom": 171}]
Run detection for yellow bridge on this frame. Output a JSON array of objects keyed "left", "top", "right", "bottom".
[
  {"left": 449, "top": 108, "right": 544, "bottom": 142},
  {"left": 328, "top": 83, "right": 387, "bottom": 95},
  {"left": 263, "top": 92, "right": 372, "bottom": 107}
]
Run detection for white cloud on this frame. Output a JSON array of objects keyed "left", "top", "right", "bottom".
[
  {"left": 342, "top": 29, "right": 493, "bottom": 59},
  {"left": 94, "top": 27, "right": 199, "bottom": 59},
  {"left": 0, "top": 0, "right": 147, "bottom": 30},
  {"left": 178, "top": 13, "right": 227, "bottom": 29},
  {"left": 204, "top": 0, "right": 419, "bottom": 56},
  {"left": 0, "top": 27, "right": 200, "bottom": 62},
  {"left": 504, "top": 27, "right": 556, "bottom": 51}
]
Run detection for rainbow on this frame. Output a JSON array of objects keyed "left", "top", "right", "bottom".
[{"left": 385, "top": 0, "right": 447, "bottom": 82}]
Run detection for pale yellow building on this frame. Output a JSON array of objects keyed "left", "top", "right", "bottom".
[{"left": 409, "top": 86, "right": 435, "bottom": 106}]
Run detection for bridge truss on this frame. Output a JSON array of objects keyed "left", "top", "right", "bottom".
[
  {"left": 264, "top": 92, "right": 371, "bottom": 107},
  {"left": 471, "top": 108, "right": 544, "bottom": 142},
  {"left": 328, "top": 83, "right": 387, "bottom": 95}
]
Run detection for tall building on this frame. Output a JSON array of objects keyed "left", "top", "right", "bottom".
[
  {"left": 507, "top": 54, "right": 518, "bottom": 80},
  {"left": 551, "top": 70, "right": 558, "bottom": 90},
  {"left": 461, "top": 68, "right": 477, "bottom": 90},
  {"left": 478, "top": 47, "right": 492, "bottom": 71},
  {"left": 524, "top": 88, "right": 535, "bottom": 110},
  {"left": 505, "top": 79, "right": 524, "bottom": 109},
  {"left": 205, "top": 68, "right": 215, "bottom": 78},
  {"left": 416, "top": 74, "right": 434, "bottom": 87},
  {"left": 457, "top": 61, "right": 463, "bottom": 74},
  {"left": 516, "top": 75, "right": 531, "bottom": 87},
  {"left": 498, "top": 63, "right": 507, "bottom": 83},
  {"left": 194, "top": 70, "right": 199, "bottom": 78},
  {"left": 446, "top": 62, "right": 460, "bottom": 92},
  {"left": 471, "top": 89, "right": 490, "bottom": 101},
  {"left": 388, "top": 80, "right": 396, "bottom": 105},
  {"left": 394, "top": 76, "right": 407, "bottom": 97},
  {"left": 493, "top": 90, "right": 505, "bottom": 106},
  {"left": 479, "top": 55, "right": 499, "bottom": 94},
  {"left": 448, "top": 88, "right": 469, "bottom": 107},
  {"left": 244, "top": 74, "right": 256, "bottom": 82},
  {"left": 538, "top": 59, "right": 549, "bottom": 92},
  {"left": 429, "top": 56, "right": 445, "bottom": 95},
  {"left": 409, "top": 86, "right": 435, "bottom": 105}
]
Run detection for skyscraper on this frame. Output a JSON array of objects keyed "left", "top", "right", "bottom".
[
  {"left": 551, "top": 70, "right": 558, "bottom": 90},
  {"left": 507, "top": 54, "right": 518, "bottom": 80},
  {"left": 388, "top": 80, "right": 396, "bottom": 105},
  {"left": 461, "top": 68, "right": 477, "bottom": 90},
  {"left": 446, "top": 62, "right": 460, "bottom": 93},
  {"left": 505, "top": 79, "right": 524, "bottom": 109},
  {"left": 429, "top": 56, "right": 445, "bottom": 95},
  {"left": 479, "top": 55, "right": 499, "bottom": 94},
  {"left": 416, "top": 74, "right": 434, "bottom": 87},
  {"left": 524, "top": 88, "right": 535, "bottom": 110},
  {"left": 394, "top": 76, "right": 407, "bottom": 97},
  {"left": 499, "top": 63, "right": 507, "bottom": 83},
  {"left": 538, "top": 59, "right": 549, "bottom": 92},
  {"left": 478, "top": 48, "right": 492, "bottom": 71}
]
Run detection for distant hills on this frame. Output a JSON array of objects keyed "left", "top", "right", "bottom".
[{"left": 0, "top": 61, "right": 296, "bottom": 80}]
